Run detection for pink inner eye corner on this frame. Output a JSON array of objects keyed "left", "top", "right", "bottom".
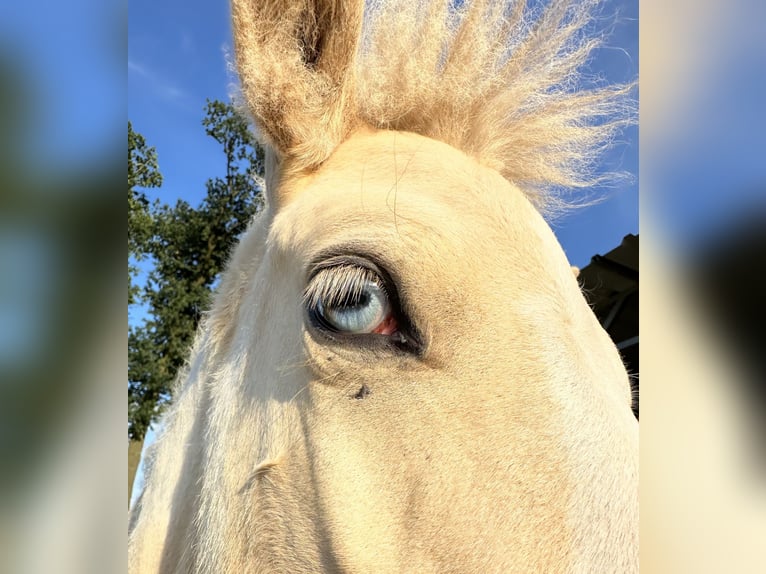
[{"left": 372, "top": 314, "right": 398, "bottom": 335}]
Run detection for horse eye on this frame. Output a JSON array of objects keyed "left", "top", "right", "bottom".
[
  {"left": 306, "top": 266, "right": 399, "bottom": 336},
  {"left": 316, "top": 280, "right": 396, "bottom": 334}
]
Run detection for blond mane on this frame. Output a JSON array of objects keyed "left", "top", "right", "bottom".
[{"left": 232, "top": 0, "right": 634, "bottom": 212}]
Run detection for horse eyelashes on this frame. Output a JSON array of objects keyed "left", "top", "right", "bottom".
[{"left": 303, "top": 265, "right": 383, "bottom": 310}]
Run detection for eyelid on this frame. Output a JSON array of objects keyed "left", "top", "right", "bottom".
[{"left": 306, "top": 252, "right": 387, "bottom": 282}]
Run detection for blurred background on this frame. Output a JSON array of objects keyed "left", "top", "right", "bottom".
[
  {"left": 640, "top": 1, "right": 766, "bottom": 570},
  {"left": 0, "top": 0, "right": 764, "bottom": 572},
  {"left": 0, "top": 0, "right": 125, "bottom": 572}
]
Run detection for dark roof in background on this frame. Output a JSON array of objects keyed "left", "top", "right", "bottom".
[{"left": 578, "top": 234, "right": 639, "bottom": 419}]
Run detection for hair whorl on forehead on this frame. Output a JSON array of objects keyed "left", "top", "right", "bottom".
[{"left": 232, "top": 0, "right": 635, "bottom": 212}]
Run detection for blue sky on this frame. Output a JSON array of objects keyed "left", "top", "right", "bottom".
[{"left": 129, "top": 0, "right": 639, "bottom": 270}]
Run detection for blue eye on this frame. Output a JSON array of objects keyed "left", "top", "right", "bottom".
[
  {"left": 316, "top": 280, "right": 390, "bottom": 333},
  {"left": 305, "top": 263, "right": 399, "bottom": 336}
]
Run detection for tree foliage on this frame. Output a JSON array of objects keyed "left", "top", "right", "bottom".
[
  {"left": 128, "top": 101, "right": 264, "bottom": 441},
  {"left": 128, "top": 121, "right": 162, "bottom": 305}
]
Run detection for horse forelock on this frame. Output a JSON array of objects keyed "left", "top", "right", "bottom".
[{"left": 233, "top": 0, "right": 635, "bottom": 214}]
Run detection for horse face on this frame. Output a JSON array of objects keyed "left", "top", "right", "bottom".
[
  {"left": 130, "top": 0, "right": 638, "bottom": 569},
  {"left": 215, "top": 128, "right": 637, "bottom": 571}
]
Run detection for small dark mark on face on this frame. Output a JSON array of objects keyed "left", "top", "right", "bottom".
[{"left": 353, "top": 384, "right": 370, "bottom": 400}]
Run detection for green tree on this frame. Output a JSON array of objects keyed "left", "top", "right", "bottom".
[
  {"left": 128, "top": 100, "right": 263, "bottom": 448},
  {"left": 128, "top": 121, "right": 163, "bottom": 502},
  {"left": 128, "top": 121, "right": 162, "bottom": 305}
]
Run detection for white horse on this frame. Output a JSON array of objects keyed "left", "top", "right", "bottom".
[{"left": 128, "top": 0, "right": 638, "bottom": 571}]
